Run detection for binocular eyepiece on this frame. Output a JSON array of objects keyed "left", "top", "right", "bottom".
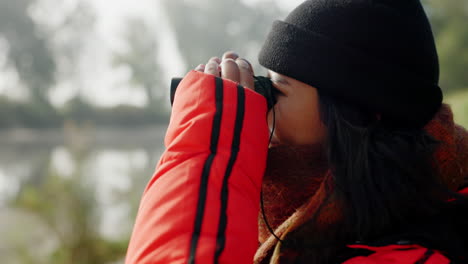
[{"left": 170, "top": 76, "right": 279, "bottom": 110}]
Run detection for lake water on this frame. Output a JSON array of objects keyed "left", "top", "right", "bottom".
[{"left": 0, "top": 125, "right": 168, "bottom": 264}]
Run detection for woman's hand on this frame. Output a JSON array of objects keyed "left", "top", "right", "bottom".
[{"left": 195, "top": 51, "right": 255, "bottom": 91}]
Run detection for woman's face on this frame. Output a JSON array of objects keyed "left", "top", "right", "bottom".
[{"left": 267, "top": 70, "right": 326, "bottom": 146}]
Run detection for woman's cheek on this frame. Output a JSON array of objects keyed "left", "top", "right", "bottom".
[
  {"left": 286, "top": 101, "right": 321, "bottom": 145},
  {"left": 269, "top": 103, "right": 288, "bottom": 144},
  {"left": 276, "top": 103, "right": 301, "bottom": 144}
]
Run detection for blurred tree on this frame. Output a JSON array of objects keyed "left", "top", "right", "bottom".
[
  {"left": 13, "top": 147, "right": 128, "bottom": 264},
  {"left": 425, "top": 0, "right": 468, "bottom": 92},
  {"left": 114, "top": 18, "right": 164, "bottom": 107},
  {"left": 0, "top": 0, "right": 97, "bottom": 128},
  {"left": 0, "top": 0, "right": 56, "bottom": 105},
  {"left": 161, "top": 0, "right": 281, "bottom": 72},
  {"left": 46, "top": 1, "right": 96, "bottom": 102}
]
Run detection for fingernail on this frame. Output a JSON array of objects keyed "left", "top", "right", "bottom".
[
  {"left": 210, "top": 57, "right": 221, "bottom": 63},
  {"left": 237, "top": 58, "right": 252, "bottom": 71},
  {"left": 223, "top": 51, "right": 239, "bottom": 60},
  {"left": 195, "top": 64, "right": 205, "bottom": 71}
]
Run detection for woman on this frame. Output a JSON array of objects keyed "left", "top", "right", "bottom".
[{"left": 125, "top": 0, "right": 468, "bottom": 263}]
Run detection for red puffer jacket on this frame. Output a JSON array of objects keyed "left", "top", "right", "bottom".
[
  {"left": 125, "top": 71, "right": 468, "bottom": 264},
  {"left": 125, "top": 71, "right": 270, "bottom": 264}
]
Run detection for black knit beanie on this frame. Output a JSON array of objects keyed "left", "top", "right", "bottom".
[{"left": 258, "top": 0, "right": 442, "bottom": 128}]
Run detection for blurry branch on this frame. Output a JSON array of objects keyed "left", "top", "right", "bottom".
[
  {"left": 47, "top": 1, "right": 96, "bottom": 100},
  {"left": 161, "top": 0, "right": 281, "bottom": 73},
  {"left": 113, "top": 18, "right": 164, "bottom": 106},
  {"left": 0, "top": 0, "right": 55, "bottom": 105}
]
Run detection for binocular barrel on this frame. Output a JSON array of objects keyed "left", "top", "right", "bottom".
[{"left": 170, "top": 78, "right": 183, "bottom": 106}]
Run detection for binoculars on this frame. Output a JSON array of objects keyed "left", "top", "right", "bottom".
[{"left": 170, "top": 76, "right": 279, "bottom": 110}]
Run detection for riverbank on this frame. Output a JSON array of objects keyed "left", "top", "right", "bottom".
[{"left": 0, "top": 124, "right": 168, "bottom": 147}]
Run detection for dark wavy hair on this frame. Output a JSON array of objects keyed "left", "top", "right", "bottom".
[
  {"left": 278, "top": 93, "right": 467, "bottom": 263},
  {"left": 319, "top": 94, "right": 448, "bottom": 237}
]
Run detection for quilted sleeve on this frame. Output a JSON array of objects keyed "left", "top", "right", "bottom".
[{"left": 125, "top": 70, "right": 270, "bottom": 264}]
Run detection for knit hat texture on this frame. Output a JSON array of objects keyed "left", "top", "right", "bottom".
[{"left": 258, "top": 0, "right": 442, "bottom": 128}]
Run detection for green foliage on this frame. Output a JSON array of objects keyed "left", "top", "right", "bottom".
[
  {"left": 13, "top": 153, "right": 128, "bottom": 264},
  {"left": 0, "top": 0, "right": 56, "bottom": 104},
  {"left": 0, "top": 95, "right": 169, "bottom": 129},
  {"left": 61, "top": 96, "right": 169, "bottom": 127},
  {"left": 0, "top": 96, "right": 62, "bottom": 128},
  {"left": 425, "top": 0, "right": 468, "bottom": 92},
  {"left": 444, "top": 89, "right": 468, "bottom": 128}
]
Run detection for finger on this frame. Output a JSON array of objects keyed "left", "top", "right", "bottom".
[
  {"left": 222, "top": 51, "right": 239, "bottom": 61},
  {"left": 195, "top": 64, "right": 205, "bottom": 72},
  {"left": 238, "top": 58, "right": 253, "bottom": 72},
  {"left": 220, "top": 58, "right": 240, "bottom": 83},
  {"left": 236, "top": 58, "right": 254, "bottom": 90},
  {"left": 205, "top": 60, "right": 220, "bottom": 77},
  {"left": 209, "top": 57, "right": 221, "bottom": 64}
]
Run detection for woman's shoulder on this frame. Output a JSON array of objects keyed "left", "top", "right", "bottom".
[
  {"left": 343, "top": 244, "right": 450, "bottom": 264},
  {"left": 342, "top": 187, "right": 468, "bottom": 264}
]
